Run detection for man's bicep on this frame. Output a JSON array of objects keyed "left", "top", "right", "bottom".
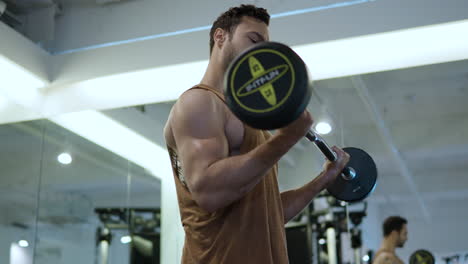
[
  {"left": 177, "top": 135, "right": 228, "bottom": 176},
  {"left": 171, "top": 94, "right": 229, "bottom": 188}
]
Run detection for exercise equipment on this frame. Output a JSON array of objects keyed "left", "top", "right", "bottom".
[
  {"left": 224, "top": 41, "right": 377, "bottom": 202},
  {"left": 410, "top": 249, "right": 435, "bottom": 264}
]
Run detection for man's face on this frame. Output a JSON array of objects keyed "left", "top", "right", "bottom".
[
  {"left": 396, "top": 224, "right": 408, "bottom": 248},
  {"left": 222, "top": 16, "right": 269, "bottom": 68}
]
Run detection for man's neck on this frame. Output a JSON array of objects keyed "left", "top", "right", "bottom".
[
  {"left": 200, "top": 57, "right": 226, "bottom": 93},
  {"left": 380, "top": 237, "right": 397, "bottom": 253}
]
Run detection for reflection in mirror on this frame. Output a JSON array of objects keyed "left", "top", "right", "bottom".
[
  {"left": 128, "top": 163, "right": 161, "bottom": 264},
  {"left": 0, "top": 120, "right": 44, "bottom": 264},
  {"left": 280, "top": 60, "right": 468, "bottom": 264},
  {"left": 0, "top": 116, "right": 161, "bottom": 264},
  {"left": 35, "top": 119, "right": 134, "bottom": 264}
]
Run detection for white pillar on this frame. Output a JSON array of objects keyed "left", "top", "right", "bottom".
[
  {"left": 97, "top": 228, "right": 110, "bottom": 264},
  {"left": 160, "top": 177, "right": 185, "bottom": 263},
  {"left": 326, "top": 227, "right": 337, "bottom": 264},
  {"left": 98, "top": 241, "right": 109, "bottom": 264}
]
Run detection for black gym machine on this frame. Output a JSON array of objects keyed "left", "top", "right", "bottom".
[
  {"left": 95, "top": 208, "right": 161, "bottom": 264},
  {"left": 285, "top": 194, "right": 369, "bottom": 264}
]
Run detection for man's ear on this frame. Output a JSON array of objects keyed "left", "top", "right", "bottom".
[{"left": 214, "top": 28, "right": 227, "bottom": 49}]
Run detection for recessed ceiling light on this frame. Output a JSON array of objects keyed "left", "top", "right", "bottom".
[
  {"left": 363, "top": 255, "right": 370, "bottom": 262},
  {"left": 120, "top": 236, "right": 132, "bottom": 244},
  {"left": 18, "top": 240, "right": 29, "bottom": 248},
  {"left": 315, "top": 122, "right": 332, "bottom": 135},
  {"left": 57, "top": 152, "right": 72, "bottom": 165}
]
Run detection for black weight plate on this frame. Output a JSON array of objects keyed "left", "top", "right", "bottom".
[
  {"left": 326, "top": 147, "right": 378, "bottom": 202},
  {"left": 224, "top": 41, "right": 311, "bottom": 130},
  {"left": 409, "top": 250, "right": 435, "bottom": 264}
]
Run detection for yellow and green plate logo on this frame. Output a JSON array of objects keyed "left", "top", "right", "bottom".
[{"left": 230, "top": 49, "right": 295, "bottom": 113}]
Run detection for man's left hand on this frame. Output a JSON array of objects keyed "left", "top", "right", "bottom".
[{"left": 320, "top": 146, "right": 350, "bottom": 187}]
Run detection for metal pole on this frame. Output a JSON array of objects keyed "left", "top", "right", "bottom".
[
  {"left": 98, "top": 228, "right": 110, "bottom": 264},
  {"left": 326, "top": 227, "right": 338, "bottom": 264},
  {"left": 354, "top": 248, "right": 361, "bottom": 264}
]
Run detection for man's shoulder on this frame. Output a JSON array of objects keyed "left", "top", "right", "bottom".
[
  {"left": 169, "top": 87, "right": 227, "bottom": 135},
  {"left": 374, "top": 251, "right": 398, "bottom": 264},
  {"left": 177, "top": 87, "right": 223, "bottom": 110}
]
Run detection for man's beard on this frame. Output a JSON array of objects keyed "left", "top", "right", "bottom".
[
  {"left": 396, "top": 240, "right": 406, "bottom": 248},
  {"left": 224, "top": 48, "right": 237, "bottom": 71}
]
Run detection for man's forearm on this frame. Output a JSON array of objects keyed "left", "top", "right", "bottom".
[
  {"left": 196, "top": 133, "right": 298, "bottom": 212},
  {"left": 281, "top": 171, "right": 329, "bottom": 223}
]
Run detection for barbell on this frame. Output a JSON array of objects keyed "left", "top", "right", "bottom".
[
  {"left": 223, "top": 41, "right": 377, "bottom": 202},
  {"left": 410, "top": 249, "right": 435, "bottom": 264}
]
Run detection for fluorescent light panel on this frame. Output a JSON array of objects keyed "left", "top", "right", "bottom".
[
  {"left": 76, "top": 60, "right": 208, "bottom": 103},
  {"left": 0, "top": 55, "right": 48, "bottom": 113},
  {"left": 0, "top": 95, "right": 8, "bottom": 111},
  {"left": 48, "top": 19, "right": 468, "bottom": 108},
  {"left": 296, "top": 19, "right": 468, "bottom": 80},
  {"left": 43, "top": 60, "right": 208, "bottom": 116},
  {"left": 0, "top": 99, "right": 43, "bottom": 125},
  {"left": 0, "top": 55, "right": 46, "bottom": 92}
]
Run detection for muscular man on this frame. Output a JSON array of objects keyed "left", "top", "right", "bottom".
[
  {"left": 164, "top": 5, "right": 350, "bottom": 263},
  {"left": 373, "top": 216, "right": 408, "bottom": 264}
]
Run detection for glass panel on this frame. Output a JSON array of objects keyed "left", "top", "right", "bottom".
[
  {"left": 34, "top": 120, "right": 131, "bottom": 264},
  {"left": 0, "top": 120, "right": 44, "bottom": 264},
  {"left": 128, "top": 163, "right": 161, "bottom": 264},
  {"left": 282, "top": 60, "right": 468, "bottom": 263}
]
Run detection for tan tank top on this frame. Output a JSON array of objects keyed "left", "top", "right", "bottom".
[{"left": 167, "top": 84, "right": 289, "bottom": 264}]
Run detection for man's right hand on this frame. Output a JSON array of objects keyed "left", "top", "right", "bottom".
[{"left": 276, "top": 110, "right": 313, "bottom": 142}]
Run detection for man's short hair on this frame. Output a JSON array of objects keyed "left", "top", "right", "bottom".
[
  {"left": 209, "top": 5, "right": 270, "bottom": 55},
  {"left": 383, "top": 216, "right": 407, "bottom": 237}
]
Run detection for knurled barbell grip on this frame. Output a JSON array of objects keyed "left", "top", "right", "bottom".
[
  {"left": 305, "top": 131, "right": 336, "bottom": 161},
  {"left": 305, "top": 130, "right": 354, "bottom": 178}
]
